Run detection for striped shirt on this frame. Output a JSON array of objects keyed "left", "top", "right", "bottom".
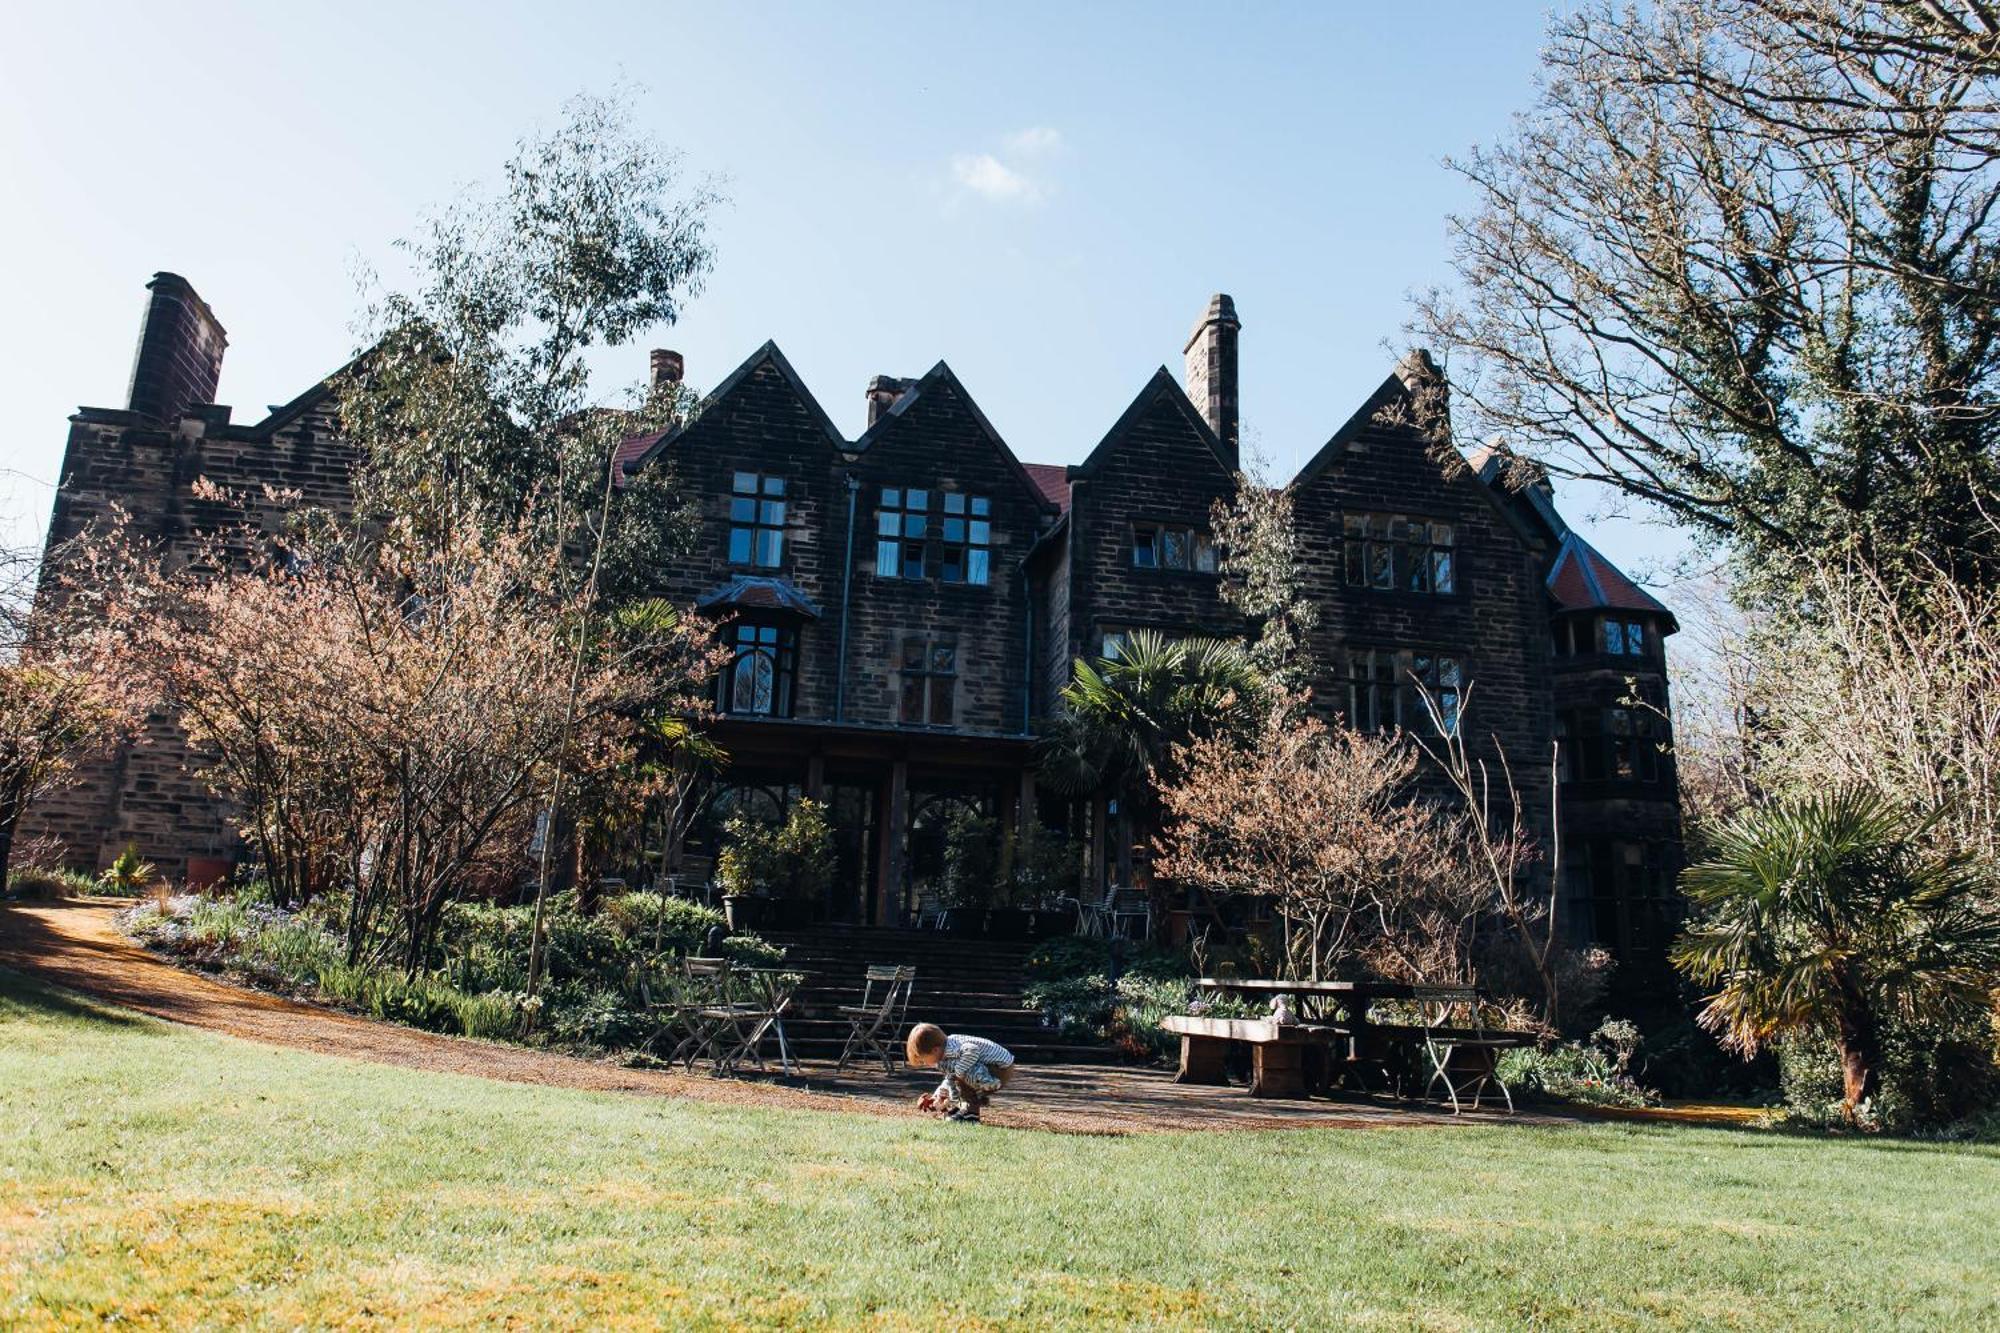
[{"left": 943, "top": 1033, "right": 1014, "bottom": 1077}]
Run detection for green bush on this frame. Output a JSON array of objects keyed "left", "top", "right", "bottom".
[
  {"left": 1497, "top": 1019, "right": 1658, "bottom": 1108},
  {"left": 97, "top": 845, "right": 157, "bottom": 897},
  {"left": 716, "top": 800, "right": 836, "bottom": 903},
  {"left": 599, "top": 892, "right": 727, "bottom": 954},
  {"left": 125, "top": 881, "right": 781, "bottom": 1054},
  {"left": 5, "top": 866, "right": 97, "bottom": 901},
  {"left": 1777, "top": 1010, "right": 2000, "bottom": 1133},
  {"left": 1023, "top": 937, "right": 1200, "bottom": 1061}
]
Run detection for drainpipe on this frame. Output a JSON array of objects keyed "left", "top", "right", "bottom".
[
  {"left": 1019, "top": 559, "right": 1034, "bottom": 734},
  {"left": 834, "top": 473, "right": 860, "bottom": 722}
]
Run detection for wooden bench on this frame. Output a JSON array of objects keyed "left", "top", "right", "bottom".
[
  {"left": 1169, "top": 982, "right": 1537, "bottom": 1111},
  {"left": 1161, "top": 1014, "right": 1339, "bottom": 1098}
]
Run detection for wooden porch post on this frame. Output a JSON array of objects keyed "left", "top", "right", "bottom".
[{"left": 879, "top": 758, "right": 909, "bottom": 926}]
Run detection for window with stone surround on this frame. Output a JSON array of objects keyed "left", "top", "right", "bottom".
[
  {"left": 1131, "top": 522, "right": 1217, "bottom": 573},
  {"left": 1344, "top": 647, "right": 1464, "bottom": 735},
  {"left": 728, "top": 472, "right": 786, "bottom": 568},
  {"left": 1342, "top": 513, "right": 1455, "bottom": 594},
  {"left": 1557, "top": 704, "right": 1666, "bottom": 783},
  {"left": 898, "top": 635, "right": 957, "bottom": 725},
  {"left": 876, "top": 488, "right": 991, "bottom": 585},
  {"left": 722, "top": 622, "right": 796, "bottom": 717}
]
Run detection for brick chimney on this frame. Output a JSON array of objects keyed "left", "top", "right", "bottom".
[
  {"left": 649, "top": 348, "right": 684, "bottom": 395},
  {"left": 866, "top": 374, "right": 915, "bottom": 427},
  {"left": 126, "top": 272, "right": 227, "bottom": 424},
  {"left": 1183, "top": 293, "right": 1240, "bottom": 472}
]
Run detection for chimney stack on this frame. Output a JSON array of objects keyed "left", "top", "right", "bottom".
[
  {"left": 649, "top": 348, "right": 684, "bottom": 395},
  {"left": 126, "top": 272, "right": 227, "bottom": 424},
  {"left": 866, "top": 374, "right": 915, "bottom": 427},
  {"left": 1183, "top": 293, "right": 1240, "bottom": 472}
]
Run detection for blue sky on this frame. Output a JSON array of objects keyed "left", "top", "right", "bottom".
[{"left": 0, "top": 1, "right": 1688, "bottom": 582}]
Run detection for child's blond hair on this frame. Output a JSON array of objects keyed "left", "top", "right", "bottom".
[{"left": 906, "top": 1022, "right": 946, "bottom": 1066}]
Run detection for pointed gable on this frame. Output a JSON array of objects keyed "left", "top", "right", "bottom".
[
  {"left": 628, "top": 340, "right": 846, "bottom": 474},
  {"left": 852, "top": 361, "right": 1055, "bottom": 517},
  {"left": 1071, "top": 367, "right": 1234, "bottom": 484},
  {"left": 1291, "top": 352, "right": 1545, "bottom": 553}
]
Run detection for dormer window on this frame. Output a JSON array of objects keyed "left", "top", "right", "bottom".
[
  {"left": 1132, "top": 523, "right": 1217, "bottom": 573},
  {"left": 1343, "top": 513, "right": 1455, "bottom": 594},
  {"left": 728, "top": 472, "right": 786, "bottom": 568},
  {"left": 876, "top": 488, "right": 991, "bottom": 585}
]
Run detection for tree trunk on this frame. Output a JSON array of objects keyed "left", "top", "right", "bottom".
[
  {"left": 1835, "top": 996, "right": 1882, "bottom": 1120},
  {"left": 0, "top": 818, "right": 15, "bottom": 893}
]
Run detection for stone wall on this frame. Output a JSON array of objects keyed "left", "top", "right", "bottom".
[{"left": 24, "top": 394, "right": 359, "bottom": 880}]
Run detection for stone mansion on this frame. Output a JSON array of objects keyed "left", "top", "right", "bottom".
[{"left": 28, "top": 274, "right": 1684, "bottom": 958}]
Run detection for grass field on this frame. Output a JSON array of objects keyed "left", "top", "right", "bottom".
[{"left": 3, "top": 966, "right": 1996, "bottom": 1329}]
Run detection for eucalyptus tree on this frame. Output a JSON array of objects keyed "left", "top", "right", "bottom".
[{"left": 332, "top": 90, "right": 725, "bottom": 1000}]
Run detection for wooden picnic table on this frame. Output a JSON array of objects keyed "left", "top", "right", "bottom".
[{"left": 1168, "top": 978, "right": 1528, "bottom": 1107}]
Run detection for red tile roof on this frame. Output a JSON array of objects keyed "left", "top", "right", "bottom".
[
  {"left": 1547, "top": 533, "right": 1671, "bottom": 617},
  {"left": 612, "top": 429, "right": 668, "bottom": 487},
  {"left": 1022, "top": 462, "right": 1071, "bottom": 512}
]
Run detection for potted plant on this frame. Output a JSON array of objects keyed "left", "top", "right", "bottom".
[
  {"left": 717, "top": 801, "right": 836, "bottom": 932},
  {"left": 769, "top": 799, "right": 835, "bottom": 930},
  {"left": 938, "top": 808, "right": 1000, "bottom": 936},
  {"left": 1012, "top": 823, "right": 1082, "bottom": 939},
  {"left": 717, "top": 812, "right": 780, "bottom": 932}
]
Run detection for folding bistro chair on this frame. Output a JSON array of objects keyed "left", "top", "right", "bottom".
[
  {"left": 1414, "top": 986, "right": 1522, "bottom": 1114},
  {"left": 834, "top": 965, "right": 918, "bottom": 1073},
  {"left": 664, "top": 957, "right": 734, "bottom": 1070},
  {"left": 1077, "top": 881, "right": 1115, "bottom": 937},
  {"left": 1106, "top": 886, "right": 1153, "bottom": 941},
  {"left": 707, "top": 968, "right": 799, "bottom": 1077}
]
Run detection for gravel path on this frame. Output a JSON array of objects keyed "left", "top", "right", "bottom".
[{"left": 0, "top": 897, "right": 1549, "bottom": 1135}]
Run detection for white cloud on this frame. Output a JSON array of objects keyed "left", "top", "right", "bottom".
[
  {"left": 951, "top": 152, "right": 1042, "bottom": 204},
  {"left": 944, "top": 128, "right": 1066, "bottom": 208}
]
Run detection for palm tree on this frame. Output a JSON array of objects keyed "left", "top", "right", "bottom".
[
  {"left": 1671, "top": 787, "right": 2000, "bottom": 1119},
  {"left": 1038, "top": 630, "right": 1263, "bottom": 885}
]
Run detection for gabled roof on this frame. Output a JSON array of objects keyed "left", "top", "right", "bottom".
[
  {"left": 1546, "top": 531, "right": 1675, "bottom": 623},
  {"left": 1022, "top": 462, "right": 1071, "bottom": 512},
  {"left": 1290, "top": 351, "right": 1435, "bottom": 490},
  {"left": 1291, "top": 351, "right": 1548, "bottom": 555},
  {"left": 851, "top": 360, "right": 1057, "bottom": 516},
  {"left": 1470, "top": 445, "right": 1678, "bottom": 630},
  {"left": 695, "top": 574, "right": 823, "bottom": 619},
  {"left": 1070, "top": 367, "right": 1233, "bottom": 480},
  {"left": 625, "top": 340, "right": 846, "bottom": 476}
]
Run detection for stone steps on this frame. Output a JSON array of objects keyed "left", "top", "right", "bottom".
[{"left": 759, "top": 926, "right": 1110, "bottom": 1064}]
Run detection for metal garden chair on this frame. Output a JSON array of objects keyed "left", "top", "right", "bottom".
[{"left": 834, "top": 965, "right": 919, "bottom": 1073}]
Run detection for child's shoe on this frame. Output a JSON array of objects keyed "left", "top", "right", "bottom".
[{"left": 946, "top": 1106, "right": 981, "bottom": 1123}]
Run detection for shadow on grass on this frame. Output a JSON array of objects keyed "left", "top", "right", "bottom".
[{"left": 0, "top": 963, "right": 151, "bottom": 1029}]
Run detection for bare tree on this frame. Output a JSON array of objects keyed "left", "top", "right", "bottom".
[
  {"left": 1413, "top": 0, "right": 2000, "bottom": 597},
  {"left": 1408, "top": 682, "right": 1566, "bottom": 1027},
  {"left": 1155, "top": 696, "right": 1482, "bottom": 983},
  {"left": 0, "top": 536, "right": 140, "bottom": 885}
]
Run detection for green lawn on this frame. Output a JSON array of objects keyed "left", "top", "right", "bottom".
[{"left": 2, "top": 967, "right": 1995, "bottom": 1330}]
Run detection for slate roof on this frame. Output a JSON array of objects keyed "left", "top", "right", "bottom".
[
  {"left": 1021, "top": 462, "right": 1072, "bottom": 512},
  {"left": 695, "top": 575, "right": 823, "bottom": 619}
]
